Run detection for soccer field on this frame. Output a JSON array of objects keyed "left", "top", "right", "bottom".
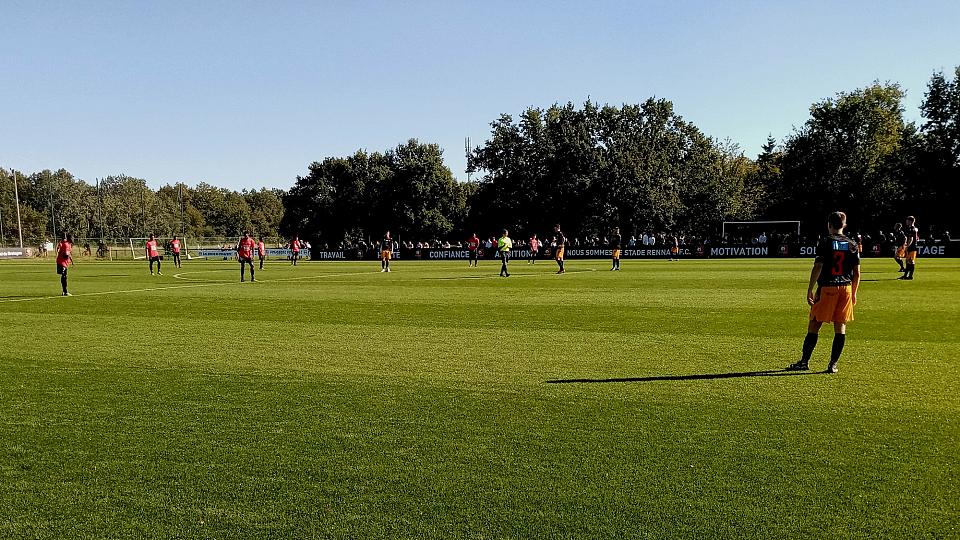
[{"left": 1, "top": 257, "right": 957, "bottom": 538}]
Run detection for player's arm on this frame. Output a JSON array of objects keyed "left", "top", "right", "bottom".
[
  {"left": 851, "top": 264, "right": 860, "bottom": 305},
  {"left": 807, "top": 262, "right": 822, "bottom": 305}
]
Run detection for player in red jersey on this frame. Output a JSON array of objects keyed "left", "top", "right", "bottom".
[
  {"left": 237, "top": 232, "right": 256, "bottom": 282},
  {"left": 170, "top": 235, "right": 182, "bottom": 268},
  {"left": 466, "top": 233, "right": 480, "bottom": 267},
  {"left": 528, "top": 233, "right": 540, "bottom": 265},
  {"left": 56, "top": 233, "right": 74, "bottom": 296},
  {"left": 258, "top": 236, "right": 266, "bottom": 270},
  {"left": 788, "top": 211, "right": 861, "bottom": 374},
  {"left": 290, "top": 236, "right": 301, "bottom": 266},
  {"left": 145, "top": 234, "right": 162, "bottom": 275}
]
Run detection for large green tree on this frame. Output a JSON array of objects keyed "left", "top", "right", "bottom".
[
  {"left": 469, "top": 99, "right": 759, "bottom": 237},
  {"left": 779, "top": 83, "right": 914, "bottom": 230},
  {"left": 282, "top": 140, "right": 465, "bottom": 244}
]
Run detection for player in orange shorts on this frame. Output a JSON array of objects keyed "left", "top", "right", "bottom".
[
  {"left": 788, "top": 211, "right": 860, "bottom": 373},
  {"left": 610, "top": 227, "right": 621, "bottom": 271},
  {"left": 553, "top": 224, "right": 566, "bottom": 274},
  {"left": 892, "top": 222, "right": 907, "bottom": 273},
  {"left": 899, "top": 216, "right": 919, "bottom": 280},
  {"left": 380, "top": 231, "right": 393, "bottom": 272}
]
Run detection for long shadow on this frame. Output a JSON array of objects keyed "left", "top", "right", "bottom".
[{"left": 546, "top": 369, "right": 823, "bottom": 384}]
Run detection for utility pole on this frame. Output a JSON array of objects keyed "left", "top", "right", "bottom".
[
  {"left": 13, "top": 170, "right": 23, "bottom": 248},
  {"left": 50, "top": 187, "right": 56, "bottom": 240},
  {"left": 178, "top": 183, "right": 185, "bottom": 238},
  {"left": 464, "top": 137, "right": 473, "bottom": 182}
]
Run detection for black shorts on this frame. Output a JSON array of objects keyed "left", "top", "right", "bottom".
[
  {"left": 56, "top": 264, "right": 67, "bottom": 275},
  {"left": 150, "top": 256, "right": 161, "bottom": 262},
  {"left": 469, "top": 250, "right": 478, "bottom": 259},
  {"left": 239, "top": 256, "right": 253, "bottom": 264}
]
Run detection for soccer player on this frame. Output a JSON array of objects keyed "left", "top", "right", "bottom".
[
  {"left": 56, "top": 233, "right": 73, "bottom": 296},
  {"left": 467, "top": 233, "right": 480, "bottom": 267},
  {"left": 668, "top": 233, "right": 679, "bottom": 261},
  {"left": 610, "top": 227, "right": 621, "bottom": 270},
  {"left": 170, "top": 235, "right": 182, "bottom": 268},
  {"left": 900, "top": 216, "right": 920, "bottom": 280},
  {"left": 788, "top": 211, "right": 860, "bottom": 374},
  {"left": 237, "top": 232, "right": 256, "bottom": 282},
  {"left": 892, "top": 222, "right": 907, "bottom": 272},
  {"left": 380, "top": 231, "right": 393, "bottom": 272},
  {"left": 498, "top": 229, "right": 512, "bottom": 277},
  {"left": 553, "top": 224, "right": 566, "bottom": 274},
  {"left": 145, "top": 234, "right": 162, "bottom": 275},
  {"left": 290, "top": 236, "right": 301, "bottom": 266},
  {"left": 528, "top": 233, "right": 540, "bottom": 264},
  {"left": 258, "top": 236, "right": 266, "bottom": 270}
]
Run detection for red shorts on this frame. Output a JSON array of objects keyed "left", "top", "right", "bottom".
[{"left": 810, "top": 285, "right": 854, "bottom": 323}]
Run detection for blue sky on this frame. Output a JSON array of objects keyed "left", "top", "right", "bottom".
[{"left": 2, "top": 0, "right": 958, "bottom": 190}]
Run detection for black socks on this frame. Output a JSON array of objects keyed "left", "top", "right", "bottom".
[
  {"left": 801, "top": 332, "right": 819, "bottom": 364},
  {"left": 831, "top": 334, "right": 846, "bottom": 364}
]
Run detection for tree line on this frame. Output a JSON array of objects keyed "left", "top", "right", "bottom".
[
  {"left": 3, "top": 66, "right": 957, "bottom": 247},
  {"left": 285, "top": 66, "right": 958, "bottom": 244},
  {"left": 0, "top": 170, "right": 285, "bottom": 244}
]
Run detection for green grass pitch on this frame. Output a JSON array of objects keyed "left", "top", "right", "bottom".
[{"left": 1, "top": 257, "right": 957, "bottom": 538}]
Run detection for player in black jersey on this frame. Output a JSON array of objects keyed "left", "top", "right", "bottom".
[
  {"left": 788, "top": 211, "right": 861, "bottom": 373},
  {"left": 553, "top": 224, "right": 566, "bottom": 274},
  {"left": 899, "top": 216, "right": 919, "bottom": 280},
  {"left": 610, "top": 227, "right": 621, "bottom": 271},
  {"left": 380, "top": 231, "right": 393, "bottom": 273},
  {"left": 892, "top": 222, "right": 907, "bottom": 272}
]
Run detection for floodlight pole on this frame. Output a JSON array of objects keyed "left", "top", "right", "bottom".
[{"left": 13, "top": 170, "right": 23, "bottom": 248}]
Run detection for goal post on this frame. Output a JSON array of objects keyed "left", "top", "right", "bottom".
[{"left": 721, "top": 221, "right": 800, "bottom": 242}]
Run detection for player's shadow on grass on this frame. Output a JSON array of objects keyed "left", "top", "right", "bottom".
[{"left": 546, "top": 369, "right": 822, "bottom": 384}]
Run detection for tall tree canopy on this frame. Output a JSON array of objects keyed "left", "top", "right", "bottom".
[
  {"left": 281, "top": 139, "right": 468, "bottom": 244},
  {"left": 467, "top": 99, "right": 761, "bottom": 237}
]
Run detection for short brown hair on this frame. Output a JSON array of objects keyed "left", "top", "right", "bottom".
[{"left": 827, "top": 211, "right": 846, "bottom": 230}]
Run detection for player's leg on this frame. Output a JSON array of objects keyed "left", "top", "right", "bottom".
[
  {"left": 827, "top": 322, "right": 846, "bottom": 373},
  {"left": 500, "top": 252, "right": 508, "bottom": 276},
  {"left": 156, "top": 257, "right": 162, "bottom": 275},
  {"left": 789, "top": 319, "right": 823, "bottom": 370},
  {"left": 60, "top": 266, "right": 69, "bottom": 295},
  {"left": 240, "top": 259, "right": 246, "bottom": 281},
  {"left": 249, "top": 260, "right": 255, "bottom": 281},
  {"left": 149, "top": 258, "right": 155, "bottom": 274},
  {"left": 259, "top": 256, "right": 264, "bottom": 270}
]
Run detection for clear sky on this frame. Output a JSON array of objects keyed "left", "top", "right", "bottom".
[{"left": 2, "top": 0, "right": 958, "bottom": 190}]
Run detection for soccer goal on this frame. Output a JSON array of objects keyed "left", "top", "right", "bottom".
[
  {"left": 128, "top": 237, "right": 195, "bottom": 260},
  {"left": 721, "top": 221, "right": 800, "bottom": 243}
]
